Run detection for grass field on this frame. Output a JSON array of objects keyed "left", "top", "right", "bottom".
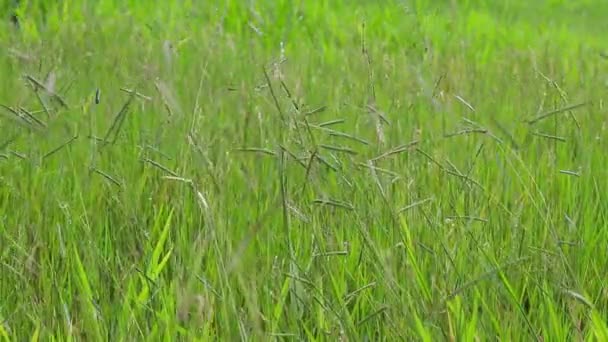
[{"left": 1, "top": 0, "right": 608, "bottom": 340}]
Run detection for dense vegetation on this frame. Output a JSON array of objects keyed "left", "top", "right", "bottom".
[{"left": 1, "top": 0, "right": 607, "bottom": 340}]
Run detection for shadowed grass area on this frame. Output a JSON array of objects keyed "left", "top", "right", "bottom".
[{"left": 1, "top": 0, "right": 607, "bottom": 340}]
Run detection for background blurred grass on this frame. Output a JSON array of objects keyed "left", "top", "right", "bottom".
[{"left": 1, "top": 0, "right": 608, "bottom": 340}]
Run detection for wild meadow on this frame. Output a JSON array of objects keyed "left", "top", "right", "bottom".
[{"left": 1, "top": 0, "right": 608, "bottom": 340}]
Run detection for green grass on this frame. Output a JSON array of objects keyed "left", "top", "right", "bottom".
[{"left": 1, "top": 0, "right": 608, "bottom": 340}]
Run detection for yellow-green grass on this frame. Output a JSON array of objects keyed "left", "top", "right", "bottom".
[{"left": 1, "top": 0, "right": 607, "bottom": 340}]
